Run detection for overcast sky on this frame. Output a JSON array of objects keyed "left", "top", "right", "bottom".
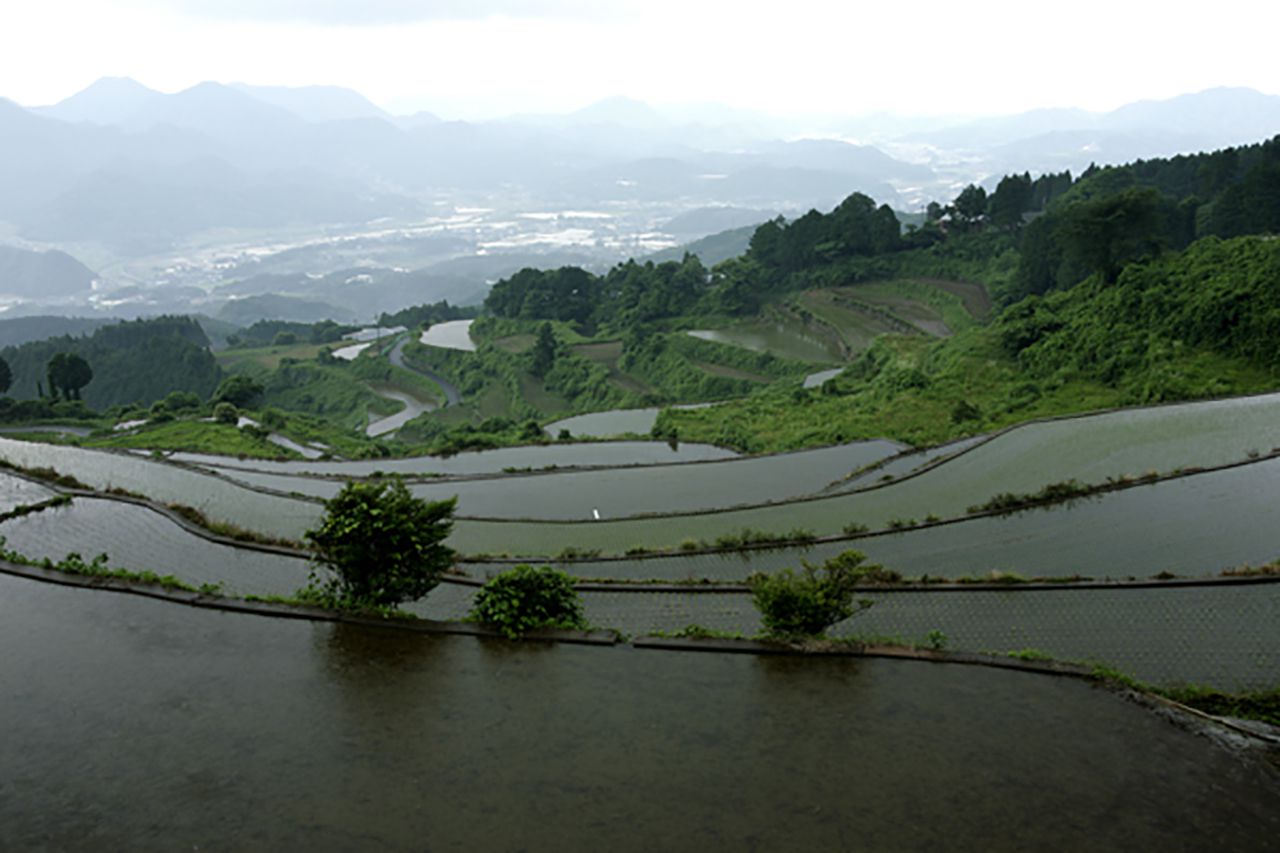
[{"left": 3, "top": 0, "right": 1278, "bottom": 120}]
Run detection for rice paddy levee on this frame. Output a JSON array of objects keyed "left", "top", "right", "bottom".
[{"left": 2, "top": 467, "right": 1277, "bottom": 692}]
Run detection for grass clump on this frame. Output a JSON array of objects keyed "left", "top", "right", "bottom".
[
  {"left": 0, "top": 495, "right": 72, "bottom": 523},
  {"left": 163, "top": 502, "right": 303, "bottom": 549},
  {"left": 0, "top": 537, "right": 196, "bottom": 592},
  {"left": 967, "top": 478, "right": 1093, "bottom": 514}
]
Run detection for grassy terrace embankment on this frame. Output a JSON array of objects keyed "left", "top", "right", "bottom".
[{"left": 660, "top": 237, "right": 1280, "bottom": 453}]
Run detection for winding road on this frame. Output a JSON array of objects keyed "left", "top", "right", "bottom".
[
  {"left": 389, "top": 338, "right": 461, "bottom": 407},
  {"left": 364, "top": 337, "right": 463, "bottom": 437}
]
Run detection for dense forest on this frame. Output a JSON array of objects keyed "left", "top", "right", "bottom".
[{"left": 1, "top": 316, "right": 222, "bottom": 408}]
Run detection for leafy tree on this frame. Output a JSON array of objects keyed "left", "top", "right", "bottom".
[
  {"left": 951, "top": 184, "right": 989, "bottom": 229},
  {"left": 46, "top": 352, "right": 92, "bottom": 400},
  {"left": 305, "top": 479, "right": 457, "bottom": 608},
  {"left": 1058, "top": 186, "right": 1165, "bottom": 282},
  {"left": 469, "top": 564, "right": 587, "bottom": 638},
  {"left": 748, "top": 550, "right": 880, "bottom": 637},
  {"left": 988, "top": 173, "right": 1033, "bottom": 230},
  {"left": 0, "top": 355, "right": 10, "bottom": 396},
  {"left": 212, "top": 374, "right": 264, "bottom": 407}
]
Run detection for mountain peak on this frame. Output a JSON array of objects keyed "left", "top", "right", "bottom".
[
  {"left": 570, "top": 96, "right": 665, "bottom": 127},
  {"left": 37, "top": 76, "right": 163, "bottom": 124}
]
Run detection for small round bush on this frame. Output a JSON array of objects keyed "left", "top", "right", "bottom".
[
  {"left": 748, "top": 550, "right": 878, "bottom": 637},
  {"left": 213, "top": 402, "right": 238, "bottom": 425},
  {"left": 470, "top": 564, "right": 586, "bottom": 639}
]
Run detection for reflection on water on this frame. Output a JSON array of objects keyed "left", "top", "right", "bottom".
[
  {"left": 543, "top": 406, "right": 664, "bottom": 437},
  {"left": 1, "top": 574, "right": 1276, "bottom": 850},
  {"left": 420, "top": 319, "right": 476, "bottom": 351},
  {"left": 688, "top": 324, "right": 844, "bottom": 363}
]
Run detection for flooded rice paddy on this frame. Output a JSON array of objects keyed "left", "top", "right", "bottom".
[
  {"left": 168, "top": 439, "right": 738, "bottom": 478},
  {"left": 444, "top": 453, "right": 1280, "bottom": 556},
  {"left": 542, "top": 403, "right": 715, "bottom": 439},
  {"left": 208, "top": 439, "right": 905, "bottom": 520},
  {"left": 0, "top": 474, "right": 56, "bottom": 513},
  {"left": 419, "top": 318, "right": 477, "bottom": 351},
  {"left": 542, "top": 406, "right": 664, "bottom": 437},
  {"left": 2, "top": 574, "right": 1276, "bottom": 850},
  {"left": 8, "top": 392, "right": 1280, "bottom": 551},
  {"left": 687, "top": 323, "right": 844, "bottom": 363},
  {"left": 4, "top": 480, "right": 1277, "bottom": 688}
]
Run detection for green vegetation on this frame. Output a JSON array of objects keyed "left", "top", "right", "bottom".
[
  {"left": 1089, "top": 664, "right": 1280, "bottom": 728},
  {"left": 87, "top": 419, "right": 285, "bottom": 457},
  {"left": 225, "top": 357, "right": 396, "bottom": 433},
  {"left": 1006, "top": 648, "right": 1056, "bottom": 662},
  {"left": 748, "top": 550, "right": 879, "bottom": 637},
  {"left": 661, "top": 234, "right": 1280, "bottom": 452},
  {"left": 0, "top": 458, "right": 91, "bottom": 490},
  {"left": 469, "top": 564, "right": 588, "bottom": 638},
  {"left": 225, "top": 319, "right": 354, "bottom": 350},
  {"left": 378, "top": 299, "right": 478, "bottom": 330},
  {"left": 2, "top": 316, "right": 221, "bottom": 409},
  {"left": 647, "top": 624, "right": 747, "bottom": 641},
  {"left": 0, "top": 495, "right": 72, "bottom": 523},
  {"left": 304, "top": 479, "right": 457, "bottom": 608},
  {"left": 162, "top": 502, "right": 303, "bottom": 550},
  {"left": 967, "top": 479, "right": 1092, "bottom": 514},
  {"left": 0, "top": 536, "right": 196, "bottom": 592},
  {"left": 45, "top": 352, "right": 93, "bottom": 400}
]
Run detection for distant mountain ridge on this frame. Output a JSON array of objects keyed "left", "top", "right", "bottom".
[
  {"left": 901, "top": 87, "right": 1280, "bottom": 180},
  {"left": 3, "top": 79, "right": 1278, "bottom": 289},
  {"left": 0, "top": 246, "right": 98, "bottom": 298}
]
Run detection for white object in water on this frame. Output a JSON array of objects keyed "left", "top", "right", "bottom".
[{"left": 592, "top": 508, "right": 600, "bottom": 520}]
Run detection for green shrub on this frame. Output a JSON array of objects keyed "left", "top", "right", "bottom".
[
  {"left": 213, "top": 402, "right": 238, "bottom": 425},
  {"left": 748, "top": 550, "right": 879, "bottom": 637},
  {"left": 304, "top": 479, "right": 457, "bottom": 608},
  {"left": 470, "top": 564, "right": 587, "bottom": 638}
]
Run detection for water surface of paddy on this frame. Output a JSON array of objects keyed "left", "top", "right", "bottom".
[{"left": 2, "top": 575, "right": 1275, "bottom": 850}]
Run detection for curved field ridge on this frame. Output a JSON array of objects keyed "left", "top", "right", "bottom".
[
  {"left": 0, "top": 438, "right": 322, "bottom": 539},
  {"left": 167, "top": 439, "right": 738, "bottom": 477},
  {"left": 443, "top": 392, "right": 1280, "bottom": 551},
  {"left": 0, "top": 474, "right": 57, "bottom": 514},
  {"left": 203, "top": 439, "right": 905, "bottom": 519},
  {"left": 2, "top": 486, "right": 1276, "bottom": 689},
  {"left": 6, "top": 392, "right": 1280, "bottom": 550}
]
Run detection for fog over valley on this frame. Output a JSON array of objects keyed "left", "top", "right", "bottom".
[{"left": 3, "top": 78, "right": 1279, "bottom": 324}]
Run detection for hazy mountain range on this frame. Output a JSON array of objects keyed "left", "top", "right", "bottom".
[{"left": 1, "top": 78, "right": 1277, "bottom": 324}]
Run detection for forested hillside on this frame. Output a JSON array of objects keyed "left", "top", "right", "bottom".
[{"left": 2, "top": 316, "right": 222, "bottom": 408}]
